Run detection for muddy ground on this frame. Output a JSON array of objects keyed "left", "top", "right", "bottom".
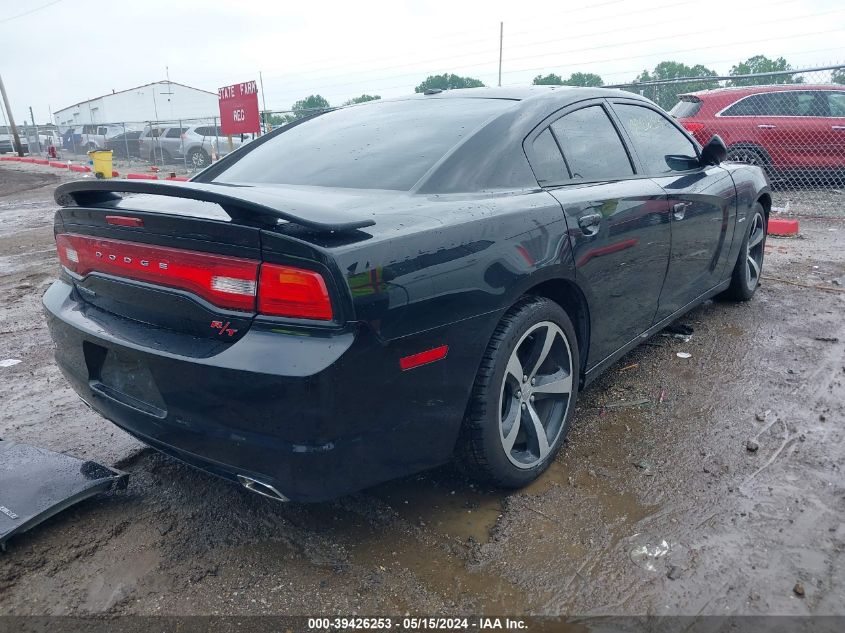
[{"left": 0, "top": 162, "right": 843, "bottom": 617}]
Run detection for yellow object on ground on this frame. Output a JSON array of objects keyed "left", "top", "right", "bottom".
[{"left": 87, "top": 150, "right": 113, "bottom": 179}]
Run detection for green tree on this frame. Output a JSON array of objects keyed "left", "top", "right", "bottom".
[
  {"left": 533, "top": 73, "right": 563, "bottom": 85},
  {"left": 414, "top": 73, "right": 485, "bottom": 93},
  {"left": 831, "top": 68, "right": 845, "bottom": 85},
  {"left": 292, "top": 94, "right": 331, "bottom": 119},
  {"left": 630, "top": 61, "right": 719, "bottom": 109},
  {"left": 343, "top": 94, "right": 381, "bottom": 105},
  {"left": 728, "top": 55, "right": 803, "bottom": 86},
  {"left": 562, "top": 72, "right": 604, "bottom": 87},
  {"left": 266, "top": 112, "right": 294, "bottom": 127}
]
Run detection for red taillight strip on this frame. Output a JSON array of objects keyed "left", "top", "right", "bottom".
[
  {"left": 106, "top": 215, "right": 144, "bottom": 227},
  {"left": 399, "top": 345, "right": 449, "bottom": 371},
  {"left": 56, "top": 233, "right": 259, "bottom": 311}
]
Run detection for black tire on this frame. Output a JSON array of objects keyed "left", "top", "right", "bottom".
[
  {"left": 459, "top": 296, "right": 580, "bottom": 488},
  {"left": 726, "top": 145, "right": 768, "bottom": 167},
  {"left": 720, "top": 202, "right": 767, "bottom": 301},
  {"left": 188, "top": 148, "right": 210, "bottom": 169}
]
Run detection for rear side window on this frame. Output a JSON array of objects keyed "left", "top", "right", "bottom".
[
  {"left": 550, "top": 105, "right": 633, "bottom": 181},
  {"left": 530, "top": 128, "right": 568, "bottom": 185},
  {"left": 194, "top": 126, "right": 222, "bottom": 137},
  {"left": 613, "top": 104, "right": 699, "bottom": 174},
  {"left": 669, "top": 97, "right": 702, "bottom": 118},
  {"left": 214, "top": 98, "right": 513, "bottom": 190},
  {"left": 165, "top": 127, "right": 188, "bottom": 138}
]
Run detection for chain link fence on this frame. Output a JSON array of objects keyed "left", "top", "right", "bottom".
[
  {"left": 610, "top": 63, "right": 845, "bottom": 187},
  {"left": 4, "top": 65, "right": 843, "bottom": 185}
]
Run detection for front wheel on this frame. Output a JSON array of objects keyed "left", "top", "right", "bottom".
[
  {"left": 459, "top": 297, "right": 580, "bottom": 488},
  {"left": 720, "top": 202, "right": 767, "bottom": 301}
]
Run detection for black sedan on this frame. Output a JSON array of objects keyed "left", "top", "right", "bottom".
[
  {"left": 104, "top": 131, "right": 142, "bottom": 159},
  {"left": 43, "top": 87, "right": 770, "bottom": 502}
]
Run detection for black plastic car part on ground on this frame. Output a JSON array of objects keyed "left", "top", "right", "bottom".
[
  {"left": 42, "top": 87, "right": 771, "bottom": 502},
  {"left": 0, "top": 440, "right": 128, "bottom": 550}
]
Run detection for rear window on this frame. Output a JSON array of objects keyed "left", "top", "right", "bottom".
[
  {"left": 669, "top": 97, "right": 702, "bottom": 118},
  {"left": 214, "top": 98, "right": 513, "bottom": 190}
]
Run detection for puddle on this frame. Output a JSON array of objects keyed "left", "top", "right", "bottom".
[
  {"left": 627, "top": 533, "right": 690, "bottom": 574},
  {"left": 369, "top": 471, "right": 504, "bottom": 543}
]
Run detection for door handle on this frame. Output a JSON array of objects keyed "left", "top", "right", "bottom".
[
  {"left": 672, "top": 202, "right": 690, "bottom": 221},
  {"left": 577, "top": 212, "right": 602, "bottom": 235},
  {"left": 757, "top": 124, "right": 776, "bottom": 129}
]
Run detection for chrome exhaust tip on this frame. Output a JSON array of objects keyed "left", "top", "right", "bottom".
[{"left": 236, "top": 474, "right": 289, "bottom": 502}]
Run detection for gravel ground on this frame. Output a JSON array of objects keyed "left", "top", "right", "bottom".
[{"left": 0, "top": 162, "right": 843, "bottom": 617}]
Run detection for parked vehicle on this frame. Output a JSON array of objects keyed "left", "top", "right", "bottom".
[
  {"left": 44, "top": 87, "right": 770, "bottom": 502},
  {"left": 105, "top": 131, "right": 143, "bottom": 159},
  {"left": 64, "top": 124, "right": 129, "bottom": 152},
  {"left": 0, "top": 134, "right": 28, "bottom": 154},
  {"left": 670, "top": 84, "right": 845, "bottom": 183},
  {"left": 139, "top": 124, "right": 244, "bottom": 167}
]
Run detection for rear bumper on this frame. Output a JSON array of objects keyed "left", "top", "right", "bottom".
[{"left": 43, "top": 280, "right": 483, "bottom": 502}]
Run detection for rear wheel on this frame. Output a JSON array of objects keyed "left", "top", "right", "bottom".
[
  {"left": 459, "top": 297, "right": 579, "bottom": 487},
  {"left": 188, "top": 148, "right": 210, "bottom": 169},
  {"left": 720, "top": 202, "right": 767, "bottom": 301}
]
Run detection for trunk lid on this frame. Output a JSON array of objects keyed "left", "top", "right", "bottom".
[{"left": 54, "top": 182, "right": 364, "bottom": 342}]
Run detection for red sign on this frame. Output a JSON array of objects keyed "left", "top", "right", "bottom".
[{"left": 218, "top": 80, "right": 260, "bottom": 135}]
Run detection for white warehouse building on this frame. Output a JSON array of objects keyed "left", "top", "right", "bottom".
[{"left": 54, "top": 81, "right": 219, "bottom": 127}]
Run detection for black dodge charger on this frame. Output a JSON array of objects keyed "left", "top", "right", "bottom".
[{"left": 43, "top": 87, "right": 770, "bottom": 502}]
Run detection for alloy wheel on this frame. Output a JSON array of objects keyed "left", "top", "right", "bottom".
[
  {"left": 746, "top": 211, "right": 765, "bottom": 290},
  {"left": 727, "top": 149, "right": 762, "bottom": 166},
  {"left": 498, "top": 321, "right": 574, "bottom": 469}
]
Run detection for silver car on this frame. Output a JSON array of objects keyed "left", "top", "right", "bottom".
[{"left": 139, "top": 124, "right": 246, "bottom": 168}]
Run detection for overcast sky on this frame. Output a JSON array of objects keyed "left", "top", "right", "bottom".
[{"left": 1, "top": 0, "right": 843, "bottom": 124}]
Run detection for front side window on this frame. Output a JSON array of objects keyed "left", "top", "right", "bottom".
[
  {"left": 613, "top": 104, "right": 699, "bottom": 174},
  {"left": 828, "top": 91, "right": 845, "bottom": 117},
  {"left": 550, "top": 105, "right": 633, "bottom": 181},
  {"left": 214, "top": 98, "right": 513, "bottom": 190}
]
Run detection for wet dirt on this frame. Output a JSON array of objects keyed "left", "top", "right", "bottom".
[{"left": 1, "top": 163, "right": 843, "bottom": 616}]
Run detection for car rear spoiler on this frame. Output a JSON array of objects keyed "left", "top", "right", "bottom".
[{"left": 54, "top": 180, "right": 376, "bottom": 233}]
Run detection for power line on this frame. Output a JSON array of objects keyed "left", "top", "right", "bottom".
[
  {"left": 261, "top": 10, "right": 844, "bottom": 104},
  {"left": 0, "top": 0, "right": 66, "bottom": 24},
  {"left": 284, "top": 28, "right": 845, "bottom": 104},
  {"left": 257, "top": 0, "right": 712, "bottom": 85}
]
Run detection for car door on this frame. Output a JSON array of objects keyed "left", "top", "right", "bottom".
[
  {"left": 608, "top": 99, "right": 737, "bottom": 320},
  {"left": 824, "top": 90, "right": 845, "bottom": 166},
  {"left": 527, "top": 101, "right": 672, "bottom": 366}
]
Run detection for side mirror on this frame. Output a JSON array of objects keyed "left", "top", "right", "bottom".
[{"left": 700, "top": 135, "right": 727, "bottom": 166}]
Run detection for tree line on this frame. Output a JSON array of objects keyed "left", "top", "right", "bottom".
[{"left": 268, "top": 55, "right": 843, "bottom": 124}]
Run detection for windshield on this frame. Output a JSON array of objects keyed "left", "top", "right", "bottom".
[{"left": 213, "top": 98, "right": 513, "bottom": 190}]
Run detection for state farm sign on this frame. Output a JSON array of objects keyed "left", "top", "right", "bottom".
[{"left": 218, "top": 80, "right": 260, "bottom": 135}]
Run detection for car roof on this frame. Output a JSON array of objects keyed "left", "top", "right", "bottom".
[
  {"left": 385, "top": 84, "right": 648, "bottom": 105},
  {"left": 680, "top": 84, "right": 843, "bottom": 99}
]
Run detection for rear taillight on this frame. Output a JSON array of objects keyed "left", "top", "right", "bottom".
[
  {"left": 55, "top": 233, "right": 334, "bottom": 320},
  {"left": 681, "top": 120, "right": 706, "bottom": 141},
  {"left": 258, "top": 263, "right": 333, "bottom": 321},
  {"left": 56, "top": 234, "right": 258, "bottom": 311}
]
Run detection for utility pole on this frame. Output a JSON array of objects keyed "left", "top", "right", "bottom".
[
  {"left": 498, "top": 22, "right": 503, "bottom": 87},
  {"left": 29, "top": 106, "right": 41, "bottom": 155},
  {"left": 259, "top": 71, "right": 269, "bottom": 134},
  {"left": 0, "top": 73, "right": 24, "bottom": 156}
]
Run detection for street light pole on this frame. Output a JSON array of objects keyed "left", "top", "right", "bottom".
[
  {"left": 0, "top": 73, "right": 24, "bottom": 156},
  {"left": 498, "top": 22, "right": 503, "bottom": 87}
]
